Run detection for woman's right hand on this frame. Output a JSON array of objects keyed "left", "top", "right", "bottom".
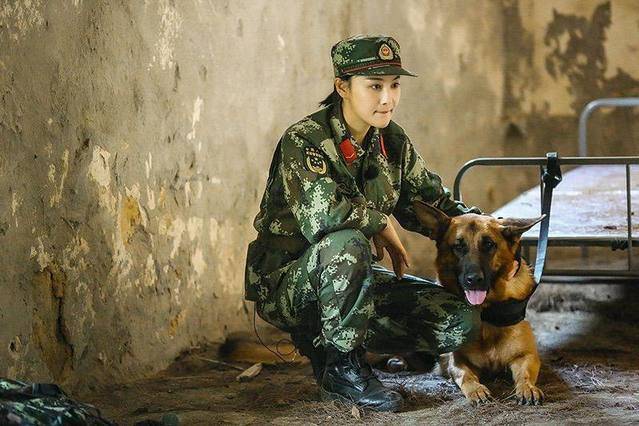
[{"left": 372, "top": 217, "right": 410, "bottom": 279}]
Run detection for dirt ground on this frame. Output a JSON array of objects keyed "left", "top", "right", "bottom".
[{"left": 80, "top": 282, "right": 639, "bottom": 425}]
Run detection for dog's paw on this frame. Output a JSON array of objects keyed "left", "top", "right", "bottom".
[
  {"left": 514, "top": 382, "right": 544, "bottom": 406},
  {"left": 463, "top": 383, "right": 493, "bottom": 405}
]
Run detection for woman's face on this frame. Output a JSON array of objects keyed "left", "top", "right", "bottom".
[{"left": 338, "top": 75, "right": 401, "bottom": 129}]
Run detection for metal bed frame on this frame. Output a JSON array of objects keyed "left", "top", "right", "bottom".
[{"left": 453, "top": 98, "right": 639, "bottom": 283}]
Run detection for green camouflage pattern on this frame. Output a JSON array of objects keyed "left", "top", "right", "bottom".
[
  {"left": 366, "top": 267, "right": 479, "bottom": 354},
  {"left": 331, "top": 34, "right": 416, "bottom": 77},
  {"left": 254, "top": 228, "right": 479, "bottom": 353},
  {"left": 245, "top": 102, "right": 480, "bottom": 351},
  {"left": 0, "top": 378, "right": 114, "bottom": 425}
]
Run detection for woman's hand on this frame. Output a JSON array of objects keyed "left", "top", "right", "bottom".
[{"left": 372, "top": 218, "right": 410, "bottom": 279}]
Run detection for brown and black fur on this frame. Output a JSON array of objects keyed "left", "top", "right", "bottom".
[{"left": 413, "top": 201, "right": 545, "bottom": 406}]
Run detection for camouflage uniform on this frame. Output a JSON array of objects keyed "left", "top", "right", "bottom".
[
  {"left": 244, "top": 35, "right": 481, "bottom": 355},
  {"left": 0, "top": 378, "right": 114, "bottom": 425}
]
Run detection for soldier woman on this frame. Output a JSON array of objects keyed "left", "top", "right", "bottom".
[{"left": 244, "top": 35, "right": 481, "bottom": 412}]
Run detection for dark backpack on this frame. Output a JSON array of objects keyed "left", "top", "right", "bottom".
[{"left": 0, "top": 378, "right": 115, "bottom": 425}]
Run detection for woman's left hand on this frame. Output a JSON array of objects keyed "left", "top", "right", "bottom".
[{"left": 372, "top": 218, "right": 411, "bottom": 279}]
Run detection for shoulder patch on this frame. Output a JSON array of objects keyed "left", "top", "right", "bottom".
[{"left": 304, "top": 146, "right": 327, "bottom": 175}]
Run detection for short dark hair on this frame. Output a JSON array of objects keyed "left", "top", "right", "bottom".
[{"left": 319, "top": 75, "right": 352, "bottom": 107}]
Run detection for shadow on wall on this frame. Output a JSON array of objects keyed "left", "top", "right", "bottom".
[
  {"left": 503, "top": 0, "right": 639, "bottom": 160},
  {"left": 481, "top": 0, "right": 639, "bottom": 239},
  {"left": 544, "top": 1, "right": 639, "bottom": 113},
  {"left": 543, "top": 0, "right": 639, "bottom": 157}
]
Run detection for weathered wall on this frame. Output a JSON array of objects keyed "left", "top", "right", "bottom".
[
  {"left": 0, "top": 0, "right": 503, "bottom": 388},
  {"left": 0, "top": 0, "right": 637, "bottom": 388},
  {"left": 453, "top": 0, "right": 639, "bottom": 216},
  {"left": 502, "top": 0, "right": 639, "bottom": 158}
]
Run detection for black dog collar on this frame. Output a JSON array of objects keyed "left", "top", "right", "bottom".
[{"left": 480, "top": 297, "right": 530, "bottom": 327}]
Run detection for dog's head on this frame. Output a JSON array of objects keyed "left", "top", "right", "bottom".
[{"left": 413, "top": 201, "right": 543, "bottom": 306}]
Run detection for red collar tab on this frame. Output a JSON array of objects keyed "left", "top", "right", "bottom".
[
  {"left": 339, "top": 138, "right": 357, "bottom": 164},
  {"left": 379, "top": 134, "right": 387, "bottom": 158}
]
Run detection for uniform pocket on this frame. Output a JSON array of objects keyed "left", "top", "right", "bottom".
[{"left": 247, "top": 240, "right": 300, "bottom": 300}]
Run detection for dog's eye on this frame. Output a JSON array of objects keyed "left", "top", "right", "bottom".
[{"left": 481, "top": 238, "right": 496, "bottom": 251}]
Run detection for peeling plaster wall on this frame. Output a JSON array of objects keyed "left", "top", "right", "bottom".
[
  {"left": 0, "top": 1, "right": 271, "bottom": 388},
  {"left": 1, "top": 0, "right": 637, "bottom": 387},
  {"left": 501, "top": 0, "right": 639, "bottom": 159},
  {"left": 448, "top": 0, "right": 639, "bottom": 221},
  {"left": 0, "top": 0, "right": 503, "bottom": 388}
]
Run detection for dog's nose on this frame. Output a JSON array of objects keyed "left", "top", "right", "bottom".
[{"left": 465, "top": 273, "right": 484, "bottom": 287}]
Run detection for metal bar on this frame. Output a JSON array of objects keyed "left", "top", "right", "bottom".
[
  {"left": 539, "top": 165, "right": 544, "bottom": 215},
  {"left": 578, "top": 97, "right": 639, "bottom": 156},
  {"left": 453, "top": 155, "right": 639, "bottom": 279},
  {"left": 628, "top": 164, "right": 634, "bottom": 270},
  {"left": 521, "top": 237, "right": 639, "bottom": 247},
  {"left": 453, "top": 156, "right": 639, "bottom": 201},
  {"left": 542, "top": 269, "right": 639, "bottom": 277},
  {"left": 541, "top": 275, "right": 639, "bottom": 284}
]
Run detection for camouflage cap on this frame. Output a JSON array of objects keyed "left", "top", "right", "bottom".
[{"left": 331, "top": 35, "right": 417, "bottom": 77}]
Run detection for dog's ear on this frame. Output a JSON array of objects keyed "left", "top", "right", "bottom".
[
  {"left": 413, "top": 201, "right": 451, "bottom": 241},
  {"left": 499, "top": 215, "right": 545, "bottom": 240}
]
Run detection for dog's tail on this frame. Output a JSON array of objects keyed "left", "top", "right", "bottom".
[{"left": 220, "top": 338, "right": 304, "bottom": 365}]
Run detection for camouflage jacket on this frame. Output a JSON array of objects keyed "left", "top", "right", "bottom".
[
  {"left": 245, "top": 103, "right": 479, "bottom": 302},
  {"left": 0, "top": 378, "right": 115, "bottom": 425}
]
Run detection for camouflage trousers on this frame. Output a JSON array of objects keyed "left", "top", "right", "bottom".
[{"left": 257, "top": 229, "right": 480, "bottom": 353}]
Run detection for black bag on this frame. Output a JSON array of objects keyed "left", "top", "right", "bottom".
[{"left": 0, "top": 378, "right": 115, "bottom": 425}]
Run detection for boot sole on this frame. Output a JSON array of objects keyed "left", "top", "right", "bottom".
[{"left": 319, "top": 387, "right": 403, "bottom": 413}]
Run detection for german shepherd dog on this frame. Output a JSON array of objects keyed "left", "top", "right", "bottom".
[{"left": 413, "top": 201, "right": 545, "bottom": 405}]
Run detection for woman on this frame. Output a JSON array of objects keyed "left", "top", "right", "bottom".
[{"left": 244, "top": 35, "right": 481, "bottom": 412}]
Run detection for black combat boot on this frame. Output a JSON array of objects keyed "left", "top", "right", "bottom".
[
  {"left": 320, "top": 346, "right": 404, "bottom": 412},
  {"left": 411, "top": 351, "right": 438, "bottom": 372},
  {"left": 290, "top": 332, "right": 326, "bottom": 383}
]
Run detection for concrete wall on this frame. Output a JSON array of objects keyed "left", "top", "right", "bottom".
[
  {"left": 503, "top": 0, "right": 639, "bottom": 159},
  {"left": 0, "top": 0, "right": 637, "bottom": 388}
]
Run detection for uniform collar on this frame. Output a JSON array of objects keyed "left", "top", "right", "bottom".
[{"left": 329, "top": 102, "right": 383, "bottom": 165}]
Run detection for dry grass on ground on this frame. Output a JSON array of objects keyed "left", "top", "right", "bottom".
[{"left": 82, "top": 290, "right": 639, "bottom": 425}]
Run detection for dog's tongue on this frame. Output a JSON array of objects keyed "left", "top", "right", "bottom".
[{"left": 465, "top": 290, "right": 487, "bottom": 305}]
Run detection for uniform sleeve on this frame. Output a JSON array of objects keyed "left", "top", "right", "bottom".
[
  {"left": 280, "top": 132, "right": 387, "bottom": 244},
  {"left": 393, "top": 136, "right": 481, "bottom": 235}
]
